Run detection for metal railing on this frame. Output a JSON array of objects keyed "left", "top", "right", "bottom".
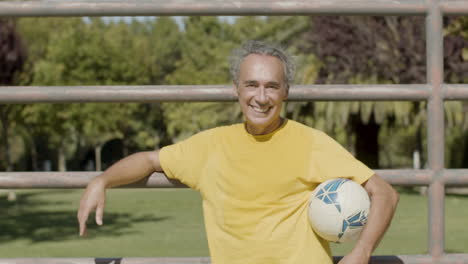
[{"left": 0, "top": 0, "right": 467, "bottom": 263}]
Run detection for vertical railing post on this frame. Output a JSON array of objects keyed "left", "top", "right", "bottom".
[{"left": 426, "top": 0, "right": 445, "bottom": 258}]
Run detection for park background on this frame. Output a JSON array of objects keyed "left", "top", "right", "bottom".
[{"left": 0, "top": 15, "right": 467, "bottom": 256}]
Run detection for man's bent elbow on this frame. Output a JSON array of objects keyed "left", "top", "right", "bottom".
[
  {"left": 148, "top": 150, "right": 164, "bottom": 172},
  {"left": 366, "top": 175, "right": 399, "bottom": 211},
  {"left": 389, "top": 186, "right": 399, "bottom": 211}
]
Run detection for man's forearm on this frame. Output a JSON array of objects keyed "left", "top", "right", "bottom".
[
  {"left": 78, "top": 151, "right": 162, "bottom": 236},
  {"left": 95, "top": 151, "right": 161, "bottom": 188},
  {"left": 354, "top": 175, "right": 399, "bottom": 256}
]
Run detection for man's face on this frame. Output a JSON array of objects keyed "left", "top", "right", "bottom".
[{"left": 236, "top": 54, "right": 288, "bottom": 135}]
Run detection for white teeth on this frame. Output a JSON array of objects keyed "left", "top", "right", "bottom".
[{"left": 252, "top": 106, "right": 269, "bottom": 113}]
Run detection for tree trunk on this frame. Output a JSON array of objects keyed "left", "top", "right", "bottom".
[
  {"left": 0, "top": 107, "right": 12, "bottom": 171},
  {"left": 352, "top": 113, "right": 380, "bottom": 169},
  {"left": 95, "top": 144, "right": 102, "bottom": 171},
  {"left": 123, "top": 137, "right": 130, "bottom": 157},
  {"left": 58, "top": 144, "right": 67, "bottom": 172},
  {"left": 0, "top": 107, "right": 15, "bottom": 201},
  {"left": 25, "top": 126, "right": 39, "bottom": 171},
  {"left": 31, "top": 141, "right": 39, "bottom": 171},
  {"left": 416, "top": 123, "right": 424, "bottom": 168}
]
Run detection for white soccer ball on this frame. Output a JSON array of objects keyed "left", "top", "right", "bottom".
[{"left": 308, "top": 178, "right": 370, "bottom": 243}]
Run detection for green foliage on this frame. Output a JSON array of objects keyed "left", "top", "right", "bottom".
[
  {"left": 379, "top": 118, "right": 426, "bottom": 168},
  {"left": 443, "top": 17, "right": 468, "bottom": 168},
  {"left": 446, "top": 16, "right": 468, "bottom": 39},
  {"left": 261, "top": 16, "right": 311, "bottom": 48},
  {"left": 230, "top": 16, "right": 268, "bottom": 42},
  {"left": 148, "top": 17, "right": 182, "bottom": 84},
  {"left": 444, "top": 16, "right": 468, "bottom": 84},
  {"left": 167, "top": 17, "right": 233, "bottom": 85},
  {"left": 4, "top": 15, "right": 468, "bottom": 170},
  {"left": 164, "top": 102, "right": 241, "bottom": 142},
  {"left": 16, "top": 17, "right": 183, "bottom": 169},
  {"left": 0, "top": 18, "right": 27, "bottom": 170},
  {"left": 163, "top": 17, "right": 243, "bottom": 141}
]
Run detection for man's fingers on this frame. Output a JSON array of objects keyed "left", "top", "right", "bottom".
[
  {"left": 77, "top": 181, "right": 106, "bottom": 236},
  {"left": 78, "top": 210, "right": 89, "bottom": 236},
  {"left": 95, "top": 201, "right": 104, "bottom": 226},
  {"left": 79, "top": 224, "right": 87, "bottom": 237}
]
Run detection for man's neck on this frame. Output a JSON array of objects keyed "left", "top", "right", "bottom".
[{"left": 246, "top": 118, "right": 284, "bottom": 136}]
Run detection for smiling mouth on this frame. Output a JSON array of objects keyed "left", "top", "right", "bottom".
[{"left": 250, "top": 105, "right": 271, "bottom": 113}]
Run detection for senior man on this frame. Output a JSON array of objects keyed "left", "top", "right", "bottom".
[{"left": 78, "top": 40, "right": 399, "bottom": 264}]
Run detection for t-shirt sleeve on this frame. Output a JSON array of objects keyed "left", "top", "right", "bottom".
[
  {"left": 312, "top": 130, "right": 375, "bottom": 185},
  {"left": 159, "top": 129, "right": 214, "bottom": 191}
]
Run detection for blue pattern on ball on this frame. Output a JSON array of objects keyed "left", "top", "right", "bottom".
[
  {"left": 338, "top": 210, "right": 368, "bottom": 239},
  {"left": 315, "top": 178, "right": 348, "bottom": 213}
]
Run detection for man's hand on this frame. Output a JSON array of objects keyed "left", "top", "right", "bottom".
[
  {"left": 77, "top": 177, "right": 107, "bottom": 236},
  {"left": 76, "top": 151, "right": 163, "bottom": 236}
]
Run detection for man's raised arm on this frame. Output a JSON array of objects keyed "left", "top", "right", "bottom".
[{"left": 77, "top": 150, "right": 163, "bottom": 236}]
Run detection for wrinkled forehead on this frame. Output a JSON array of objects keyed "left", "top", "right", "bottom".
[{"left": 239, "top": 54, "right": 286, "bottom": 83}]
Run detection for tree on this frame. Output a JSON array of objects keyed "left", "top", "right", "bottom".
[
  {"left": 295, "top": 16, "right": 427, "bottom": 168},
  {"left": 0, "top": 18, "right": 27, "bottom": 171},
  {"left": 16, "top": 17, "right": 82, "bottom": 171},
  {"left": 19, "top": 17, "right": 185, "bottom": 170},
  {"left": 163, "top": 17, "right": 243, "bottom": 142},
  {"left": 123, "top": 17, "right": 183, "bottom": 151},
  {"left": 147, "top": 17, "right": 183, "bottom": 85},
  {"left": 444, "top": 16, "right": 468, "bottom": 168}
]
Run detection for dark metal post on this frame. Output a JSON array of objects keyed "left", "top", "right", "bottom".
[{"left": 426, "top": 0, "right": 445, "bottom": 258}]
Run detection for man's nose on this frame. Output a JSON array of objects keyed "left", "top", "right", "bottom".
[{"left": 255, "top": 86, "right": 268, "bottom": 105}]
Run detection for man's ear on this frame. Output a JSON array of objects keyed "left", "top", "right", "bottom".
[
  {"left": 284, "top": 85, "right": 290, "bottom": 100},
  {"left": 233, "top": 81, "right": 239, "bottom": 96}
]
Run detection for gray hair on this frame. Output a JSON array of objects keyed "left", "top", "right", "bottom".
[{"left": 229, "top": 40, "right": 295, "bottom": 88}]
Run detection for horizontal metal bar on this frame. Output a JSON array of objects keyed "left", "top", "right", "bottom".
[
  {"left": 0, "top": 169, "right": 433, "bottom": 189},
  {"left": 0, "top": 85, "right": 236, "bottom": 103},
  {"left": 443, "top": 169, "right": 468, "bottom": 186},
  {"left": 5, "top": 169, "right": 466, "bottom": 189},
  {"left": 0, "top": 258, "right": 211, "bottom": 264},
  {"left": 0, "top": 85, "right": 430, "bottom": 103},
  {"left": 293, "top": 85, "right": 430, "bottom": 101},
  {"left": 442, "top": 84, "right": 468, "bottom": 100},
  {"left": 2, "top": 254, "right": 468, "bottom": 264},
  {"left": 0, "top": 0, "right": 428, "bottom": 17},
  {"left": 440, "top": 0, "right": 468, "bottom": 15},
  {"left": 0, "top": 172, "right": 185, "bottom": 189},
  {"left": 338, "top": 254, "right": 468, "bottom": 263},
  {"left": 377, "top": 169, "right": 433, "bottom": 186}
]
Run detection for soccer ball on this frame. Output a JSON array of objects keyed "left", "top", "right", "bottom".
[{"left": 308, "top": 178, "right": 370, "bottom": 243}]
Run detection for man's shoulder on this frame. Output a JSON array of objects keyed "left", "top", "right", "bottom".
[
  {"left": 287, "top": 120, "right": 323, "bottom": 135},
  {"left": 285, "top": 120, "right": 336, "bottom": 147},
  {"left": 185, "top": 123, "right": 243, "bottom": 140},
  {"left": 206, "top": 123, "right": 244, "bottom": 134}
]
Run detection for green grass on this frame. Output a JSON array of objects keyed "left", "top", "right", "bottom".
[
  {"left": 0, "top": 188, "right": 467, "bottom": 257},
  {"left": 0, "top": 189, "right": 208, "bottom": 257},
  {"left": 445, "top": 193, "right": 468, "bottom": 253}
]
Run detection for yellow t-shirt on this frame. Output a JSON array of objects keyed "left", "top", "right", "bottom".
[{"left": 159, "top": 120, "right": 374, "bottom": 264}]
